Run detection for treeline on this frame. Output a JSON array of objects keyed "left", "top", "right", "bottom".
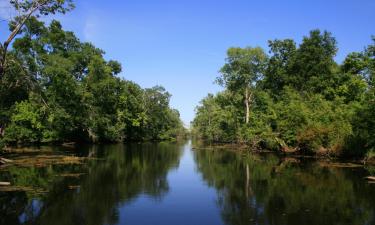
[
  {"left": 0, "top": 17, "right": 186, "bottom": 146},
  {"left": 192, "top": 30, "right": 374, "bottom": 159}
]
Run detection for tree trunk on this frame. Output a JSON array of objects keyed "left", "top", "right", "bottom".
[
  {"left": 0, "top": 46, "right": 5, "bottom": 78},
  {"left": 0, "top": 65, "right": 3, "bottom": 77},
  {"left": 245, "top": 88, "right": 250, "bottom": 124},
  {"left": 0, "top": 2, "right": 40, "bottom": 78}
]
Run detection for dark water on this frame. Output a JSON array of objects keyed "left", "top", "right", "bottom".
[{"left": 0, "top": 141, "right": 374, "bottom": 225}]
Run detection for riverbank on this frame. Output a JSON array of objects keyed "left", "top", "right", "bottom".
[
  {"left": 192, "top": 140, "right": 375, "bottom": 166},
  {"left": 2, "top": 137, "right": 374, "bottom": 169}
]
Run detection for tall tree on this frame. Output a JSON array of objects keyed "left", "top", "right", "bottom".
[
  {"left": 0, "top": 0, "right": 74, "bottom": 78},
  {"left": 217, "top": 47, "right": 267, "bottom": 124},
  {"left": 262, "top": 39, "right": 296, "bottom": 95},
  {"left": 289, "top": 30, "right": 338, "bottom": 95}
]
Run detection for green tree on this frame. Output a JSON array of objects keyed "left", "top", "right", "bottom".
[
  {"left": 0, "top": 0, "right": 74, "bottom": 78},
  {"left": 217, "top": 47, "right": 267, "bottom": 124},
  {"left": 1, "top": 16, "right": 186, "bottom": 145},
  {"left": 193, "top": 30, "right": 374, "bottom": 158},
  {"left": 346, "top": 37, "right": 375, "bottom": 158},
  {"left": 289, "top": 30, "right": 339, "bottom": 98},
  {"left": 262, "top": 39, "right": 296, "bottom": 95}
]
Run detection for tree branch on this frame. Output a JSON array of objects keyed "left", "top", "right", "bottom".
[
  {"left": 3, "top": 2, "right": 40, "bottom": 51},
  {"left": 1, "top": 0, "right": 45, "bottom": 77}
]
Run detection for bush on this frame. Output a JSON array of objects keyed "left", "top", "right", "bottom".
[
  {"left": 3, "top": 100, "right": 45, "bottom": 143},
  {"left": 346, "top": 91, "right": 375, "bottom": 157}
]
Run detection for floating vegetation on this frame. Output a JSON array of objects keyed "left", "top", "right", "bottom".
[
  {"left": 0, "top": 150, "right": 89, "bottom": 195},
  {"left": 0, "top": 185, "right": 47, "bottom": 194},
  {"left": 317, "top": 162, "right": 364, "bottom": 168},
  {"left": 1, "top": 155, "right": 86, "bottom": 169},
  {"left": 68, "top": 185, "right": 80, "bottom": 190},
  {"left": 2, "top": 147, "right": 55, "bottom": 154},
  {"left": 56, "top": 173, "right": 85, "bottom": 178}
]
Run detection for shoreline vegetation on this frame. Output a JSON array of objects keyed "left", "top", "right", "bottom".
[
  {"left": 192, "top": 141, "right": 375, "bottom": 166},
  {"left": 0, "top": 0, "right": 373, "bottom": 165},
  {"left": 192, "top": 30, "right": 375, "bottom": 162},
  {"left": 0, "top": 0, "right": 188, "bottom": 162}
]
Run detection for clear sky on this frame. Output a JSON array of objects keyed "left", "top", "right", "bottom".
[{"left": 1, "top": 0, "right": 375, "bottom": 126}]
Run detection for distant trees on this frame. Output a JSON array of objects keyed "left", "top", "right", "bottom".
[{"left": 193, "top": 30, "right": 375, "bottom": 159}]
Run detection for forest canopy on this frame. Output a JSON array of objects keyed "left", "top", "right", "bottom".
[
  {"left": 192, "top": 30, "right": 375, "bottom": 159},
  {"left": 0, "top": 9, "right": 186, "bottom": 146}
]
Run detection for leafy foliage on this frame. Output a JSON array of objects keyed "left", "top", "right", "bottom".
[
  {"left": 193, "top": 30, "right": 374, "bottom": 158},
  {"left": 0, "top": 17, "right": 186, "bottom": 146}
]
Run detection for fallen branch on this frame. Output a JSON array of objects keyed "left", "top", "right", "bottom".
[
  {"left": 365, "top": 176, "right": 375, "bottom": 181},
  {"left": 0, "top": 157, "right": 13, "bottom": 164},
  {"left": 0, "top": 182, "right": 11, "bottom": 186}
]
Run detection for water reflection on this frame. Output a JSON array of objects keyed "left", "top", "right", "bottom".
[
  {"left": 193, "top": 148, "right": 375, "bottom": 225},
  {"left": 1, "top": 142, "right": 374, "bottom": 225},
  {"left": 0, "top": 142, "right": 183, "bottom": 225}
]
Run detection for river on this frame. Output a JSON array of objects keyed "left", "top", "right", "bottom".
[{"left": 0, "top": 141, "right": 374, "bottom": 225}]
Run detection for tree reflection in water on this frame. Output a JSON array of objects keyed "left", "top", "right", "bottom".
[
  {"left": 0, "top": 142, "right": 183, "bottom": 225},
  {"left": 193, "top": 148, "right": 375, "bottom": 225},
  {"left": 1, "top": 142, "right": 374, "bottom": 225}
]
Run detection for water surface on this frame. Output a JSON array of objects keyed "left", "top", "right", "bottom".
[{"left": 0, "top": 141, "right": 374, "bottom": 225}]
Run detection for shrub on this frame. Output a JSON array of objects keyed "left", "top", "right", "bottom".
[{"left": 3, "top": 100, "right": 45, "bottom": 143}]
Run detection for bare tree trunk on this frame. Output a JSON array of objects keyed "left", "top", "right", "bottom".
[
  {"left": 0, "top": 1, "right": 41, "bottom": 78},
  {"left": 0, "top": 45, "right": 5, "bottom": 77},
  {"left": 245, "top": 88, "right": 250, "bottom": 124}
]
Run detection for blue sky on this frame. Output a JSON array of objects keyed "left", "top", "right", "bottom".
[{"left": 1, "top": 0, "right": 375, "bottom": 125}]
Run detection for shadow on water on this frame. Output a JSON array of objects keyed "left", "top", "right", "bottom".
[
  {"left": 0, "top": 142, "right": 184, "bottom": 225},
  {"left": 193, "top": 147, "right": 375, "bottom": 225}
]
